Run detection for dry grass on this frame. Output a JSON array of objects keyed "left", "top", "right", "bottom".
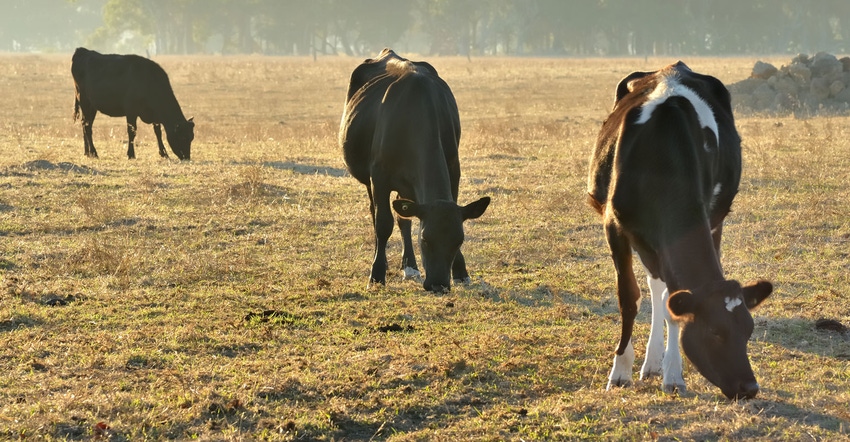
[{"left": 0, "top": 53, "right": 849, "bottom": 441}]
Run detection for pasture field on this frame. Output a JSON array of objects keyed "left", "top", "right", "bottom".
[{"left": 0, "top": 53, "right": 848, "bottom": 441}]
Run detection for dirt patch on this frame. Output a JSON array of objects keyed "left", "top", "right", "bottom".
[
  {"left": 244, "top": 309, "right": 295, "bottom": 323},
  {"left": 815, "top": 318, "right": 848, "bottom": 335},
  {"left": 375, "top": 323, "right": 415, "bottom": 333}
]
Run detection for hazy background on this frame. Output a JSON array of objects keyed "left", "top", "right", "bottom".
[{"left": 3, "top": 0, "right": 850, "bottom": 56}]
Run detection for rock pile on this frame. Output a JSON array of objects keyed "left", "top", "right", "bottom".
[{"left": 729, "top": 52, "right": 850, "bottom": 116}]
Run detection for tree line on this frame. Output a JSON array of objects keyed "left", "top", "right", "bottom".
[{"left": 7, "top": 0, "right": 850, "bottom": 56}]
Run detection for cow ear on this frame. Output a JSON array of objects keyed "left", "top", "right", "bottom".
[
  {"left": 615, "top": 71, "right": 652, "bottom": 104},
  {"left": 187, "top": 117, "right": 195, "bottom": 127},
  {"left": 742, "top": 280, "right": 773, "bottom": 310},
  {"left": 393, "top": 199, "right": 419, "bottom": 219},
  {"left": 667, "top": 290, "right": 698, "bottom": 322},
  {"left": 462, "top": 197, "right": 490, "bottom": 221}
]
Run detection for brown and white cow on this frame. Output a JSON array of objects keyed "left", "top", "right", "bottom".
[{"left": 587, "top": 61, "right": 773, "bottom": 400}]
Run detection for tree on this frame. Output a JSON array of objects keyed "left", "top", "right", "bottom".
[
  {"left": 63, "top": 0, "right": 850, "bottom": 56},
  {"left": 2, "top": 0, "right": 102, "bottom": 52}
]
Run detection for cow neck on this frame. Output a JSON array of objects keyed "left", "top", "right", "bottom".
[
  {"left": 658, "top": 222, "right": 725, "bottom": 292},
  {"left": 412, "top": 147, "right": 454, "bottom": 204},
  {"left": 150, "top": 87, "right": 187, "bottom": 126}
]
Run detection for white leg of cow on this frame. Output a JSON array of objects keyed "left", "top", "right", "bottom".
[
  {"left": 607, "top": 339, "right": 635, "bottom": 389},
  {"left": 640, "top": 275, "right": 666, "bottom": 379},
  {"left": 397, "top": 216, "right": 422, "bottom": 282},
  {"left": 403, "top": 266, "right": 422, "bottom": 281},
  {"left": 662, "top": 289, "right": 686, "bottom": 393}
]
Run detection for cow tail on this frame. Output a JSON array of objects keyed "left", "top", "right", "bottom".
[{"left": 73, "top": 97, "right": 80, "bottom": 122}]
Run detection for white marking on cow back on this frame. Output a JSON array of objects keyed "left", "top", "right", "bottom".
[
  {"left": 635, "top": 76, "right": 719, "bottom": 144},
  {"left": 724, "top": 296, "right": 743, "bottom": 312}
]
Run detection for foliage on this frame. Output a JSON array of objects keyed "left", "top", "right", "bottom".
[
  {"left": 0, "top": 0, "right": 102, "bottom": 52},
  {"left": 6, "top": 0, "right": 850, "bottom": 55},
  {"left": 87, "top": 0, "right": 850, "bottom": 55}
]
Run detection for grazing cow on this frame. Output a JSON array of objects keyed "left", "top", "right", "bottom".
[
  {"left": 587, "top": 61, "right": 773, "bottom": 399},
  {"left": 71, "top": 47, "right": 194, "bottom": 160},
  {"left": 340, "top": 48, "right": 490, "bottom": 292}
]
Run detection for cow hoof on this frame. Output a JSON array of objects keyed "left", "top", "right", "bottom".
[
  {"left": 402, "top": 267, "right": 422, "bottom": 281},
  {"left": 640, "top": 367, "right": 663, "bottom": 380},
  {"left": 366, "top": 280, "right": 386, "bottom": 290},
  {"left": 663, "top": 382, "right": 687, "bottom": 395},
  {"left": 453, "top": 276, "right": 472, "bottom": 285},
  {"left": 606, "top": 378, "right": 631, "bottom": 390}
]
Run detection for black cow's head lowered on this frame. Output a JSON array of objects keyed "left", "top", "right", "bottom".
[
  {"left": 667, "top": 280, "right": 773, "bottom": 399},
  {"left": 167, "top": 117, "right": 195, "bottom": 160},
  {"left": 393, "top": 197, "right": 490, "bottom": 292}
]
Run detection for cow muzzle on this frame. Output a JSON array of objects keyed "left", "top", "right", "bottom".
[{"left": 725, "top": 380, "right": 759, "bottom": 400}]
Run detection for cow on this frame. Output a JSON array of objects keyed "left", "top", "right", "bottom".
[
  {"left": 587, "top": 61, "right": 773, "bottom": 400},
  {"left": 339, "top": 48, "right": 490, "bottom": 292},
  {"left": 71, "top": 47, "right": 194, "bottom": 160}
]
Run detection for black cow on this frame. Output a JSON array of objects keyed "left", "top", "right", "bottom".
[
  {"left": 71, "top": 47, "right": 194, "bottom": 160},
  {"left": 340, "top": 48, "right": 490, "bottom": 292},
  {"left": 587, "top": 61, "right": 773, "bottom": 399}
]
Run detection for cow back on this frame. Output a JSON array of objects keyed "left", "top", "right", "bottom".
[
  {"left": 72, "top": 47, "right": 183, "bottom": 123},
  {"left": 588, "top": 62, "right": 741, "bottom": 238},
  {"left": 340, "top": 49, "right": 459, "bottom": 191}
]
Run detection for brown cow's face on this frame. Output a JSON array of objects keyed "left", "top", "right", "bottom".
[
  {"left": 667, "top": 280, "right": 772, "bottom": 399},
  {"left": 167, "top": 118, "right": 194, "bottom": 160},
  {"left": 393, "top": 197, "right": 490, "bottom": 292}
]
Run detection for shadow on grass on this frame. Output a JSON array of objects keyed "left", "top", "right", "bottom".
[
  {"left": 686, "top": 394, "right": 850, "bottom": 439},
  {"left": 261, "top": 161, "right": 349, "bottom": 177},
  {"left": 247, "top": 364, "right": 519, "bottom": 440},
  {"left": 462, "top": 278, "right": 618, "bottom": 319},
  {"left": 754, "top": 316, "right": 850, "bottom": 359},
  {"left": 559, "top": 392, "right": 850, "bottom": 440},
  {"left": 1, "top": 217, "right": 143, "bottom": 237},
  {"left": 0, "top": 258, "right": 17, "bottom": 270},
  {"left": 17, "top": 160, "right": 102, "bottom": 175},
  {"left": 0, "top": 315, "right": 42, "bottom": 333},
  {"left": 745, "top": 396, "right": 850, "bottom": 435}
]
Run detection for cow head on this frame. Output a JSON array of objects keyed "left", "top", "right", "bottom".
[
  {"left": 667, "top": 280, "right": 773, "bottom": 399},
  {"left": 393, "top": 197, "right": 490, "bottom": 292},
  {"left": 167, "top": 117, "right": 194, "bottom": 160}
]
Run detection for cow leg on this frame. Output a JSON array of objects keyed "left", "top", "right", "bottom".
[
  {"left": 366, "top": 186, "right": 376, "bottom": 224},
  {"left": 661, "top": 290, "right": 686, "bottom": 394},
  {"left": 397, "top": 216, "right": 421, "bottom": 281},
  {"left": 368, "top": 184, "right": 393, "bottom": 288},
  {"left": 605, "top": 219, "right": 641, "bottom": 389},
  {"left": 640, "top": 274, "right": 666, "bottom": 379},
  {"left": 448, "top": 178, "right": 472, "bottom": 285},
  {"left": 153, "top": 124, "right": 169, "bottom": 159},
  {"left": 451, "top": 250, "right": 471, "bottom": 284},
  {"left": 609, "top": 339, "right": 635, "bottom": 389},
  {"left": 126, "top": 116, "right": 137, "bottom": 159},
  {"left": 81, "top": 107, "right": 98, "bottom": 158}
]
